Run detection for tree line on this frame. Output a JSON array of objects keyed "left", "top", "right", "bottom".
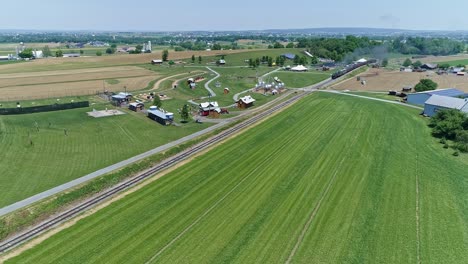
[
  {"left": 430, "top": 109, "right": 468, "bottom": 155},
  {"left": 390, "top": 37, "right": 464, "bottom": 56}
]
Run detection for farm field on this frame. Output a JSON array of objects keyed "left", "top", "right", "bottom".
[
  {"left": 332, "top": 68, "right": 468, "bottom": 92},
  {"left": 183, "top": 48, "right": 306, "bottom": 66},
  {"left": 6, "top": 92, "right": 468, "bottom": 263},
  {"left": 0, "top": 49, "right": 250, "bottom": 74},
  {"left": 0, "top": 106, "right": 212, "bottom": 208},
  {"left": 0, "top": 66, "right": 159, "bottom": 100}
]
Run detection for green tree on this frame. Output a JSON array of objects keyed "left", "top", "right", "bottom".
[
  {"left": 382, "top": 58, "right": 389, "bottom": 67},
  {"left": 79, "top": 50, "right": 84, "bottom": 55},
  {"left": 268, "top": 57, "right": 273, "bottom": 67},
  {"left": 162, "top": 49, "right": 169, "bottom": 61},
  {"left": 273, "top": 42, "right": 284, "bottom": 49},
  {"left": 198, "top": 55, "right": 202, "bottom": 64},
  {"left": 18, "top": 48, "right": 34, "bottom": 59},
  {"left": 168, "top": 60, "right": 175, "bottom": 66},
  {"left": 430, "top": 109, "right": 466, "bottom": 140},
  {"left": 293, "top": 55, "right": 300, "bottom": 65},
  {"left": 181, "top": 104, "right": 190, "bottom": 122},
  {"left": 412, "top": 60, "right": 422, "bottom": 68},
  {"left": 402, "top": 58, "right": 412, "bottom": 67},
  {"left": 135, "top": 45, "right": 143, "bottom": 54},
  {"left": 96, "top": 51, "right": 103, "bottom": 56},
  {"left": 414, "top": 79, "right": 438, "bottom": 92},
  {"left": 286, "top": 42, "right": 294, "bottom": 48},
  {"left": 191, "top": 54, "right": 195, "bottom": 63},
  {"left": 249, "top": 58, "right": 254, "bottom": 68},
  {"left": 310, "top": 56, "right": 318, "bottom": 65},
  {"left": 42, "top": 45, "right": 52, "bottom": 57},
  {"left": 153, "top": 95, "right": 162, "bottom": 108},
  {"left": 105, "top": 47, "right": 114, "bottom": 54},
  {"left": 439, "top": 63, "right": 450, "bottom": 70},
  {"left": 111, "top": 44, "right": 117, "bottom": 49},
  {"left": 56, "top": 50, "right": 63, "bottom": 57},
  {"left": 212, "top": 43, "right": 222, "bottom": 50}
]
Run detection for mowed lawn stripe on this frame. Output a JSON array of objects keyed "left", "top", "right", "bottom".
[
  {"left": 153, "top": 105, "right": 347, "bottom": 263},
  {"left": 292, "top": 105, "right": 419, "bottom": 263},
  {"left": 6, "top": 93, "right": 468, "bottom": 263}
]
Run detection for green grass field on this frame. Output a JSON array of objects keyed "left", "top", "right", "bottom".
[
  {"left": 184, "top": 48, "right": 305, "bottom": 66},
  {"left": 0, "top": 106, "right": 211, "bottom": 208},
  {"left": 7, "top": 92, "right": 467, "bottom": 263},
  {"left": 434, "top": 59, "right": 468, "bottom": 67}
]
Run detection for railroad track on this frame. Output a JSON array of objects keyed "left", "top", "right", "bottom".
[{"left": 0, "top": 82, "right": 333, "bottom": 254}]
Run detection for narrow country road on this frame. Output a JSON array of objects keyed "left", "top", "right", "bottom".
[{"left": 322, "top": 90, "right": 424, "bottom": 110}]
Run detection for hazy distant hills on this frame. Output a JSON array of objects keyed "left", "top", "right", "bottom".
[{"left": 1, "top": 27, "right": 468, "bottom": 37}]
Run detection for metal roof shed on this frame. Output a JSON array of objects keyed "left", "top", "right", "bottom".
[
  {"left": 423, "top": 95, "right": 468, "bottom": 116},
  {"left": 407, "top": 88, "right": 465, "bottom": 105}
]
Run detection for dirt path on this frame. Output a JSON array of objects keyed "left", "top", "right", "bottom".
[{"left": 150, "top": 71, "right": 205, "bottom": 91}]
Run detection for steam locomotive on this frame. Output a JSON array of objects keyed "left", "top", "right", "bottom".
[{"left": 331, "top": 59, "right": 377, "bottom": 80}]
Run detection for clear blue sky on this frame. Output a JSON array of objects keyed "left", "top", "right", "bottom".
[{"left": 0, "top": 0, "right": 465, "bottom": 31}]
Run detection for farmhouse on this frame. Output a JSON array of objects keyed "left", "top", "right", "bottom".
[
  {"left": 217, "top": 59, "right": 226, "bottom": 65},
  {"left": 111, "top": 92, "right": 132, "bottom": 105},
  {"left": 147, "top": 106, "right": 174, "bottom": 125},
  {"left": 282, "top": 53, "right": 296, "bottom": 60},
  {"left": 451, "top": 67, "right": 465, "bottom": 73},
  {"left": 151, "top": 59, "right": 163, "bottom": 65},
  {"left": 423, "top": 95, "right": 468, "bottom": 117},
  {"left": 400, "top": 67, "right": 413, "bottom": 72},
  {"left": 32, "top": 50, "right": 43, "bottom": 59},
  {"left": 237, "top": 95, "right": 256, "bottom": 109},
  {"left": 199, "top": 102, "right": 221, "bottom": 117},
  {"left": 420, "top": 63, "right": 438, "bottom": 70},
  {"left": 128, "top": 102, "right": 144, "bottom": 112},
  {"left": 63, "top": 53, "right": 81, "bottom": 58},
  {"left": 406, "top": 88, "right": 465, "bottom": 105}
]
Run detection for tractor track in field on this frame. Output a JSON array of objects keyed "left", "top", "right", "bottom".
[
  {"left": 0, "top": 84, "right": 328, "bottom": 255},
  {"left": 285, "top": 165, "right": 341, "bottom": 264},
  {"left": 285, "top": 115, "right": 362, "bottom": 264},
  {"left": 416, "top": 154, "right": 421, "bottom": 264}
]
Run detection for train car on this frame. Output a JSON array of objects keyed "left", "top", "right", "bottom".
[{"left": 332, "top": 59, "right": 377, "bottom": 79}]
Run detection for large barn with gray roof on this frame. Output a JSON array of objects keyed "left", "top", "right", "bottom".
[{"left": 406, "top": 88, "right": 465, "bottom": 105}]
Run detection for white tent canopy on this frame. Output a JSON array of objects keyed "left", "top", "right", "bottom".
[
  {"left": 356, "top": 58, "right": 367, "bottom": 63},
  {"left": 290, "top": 65, "right": 308, "bottom": 72}
]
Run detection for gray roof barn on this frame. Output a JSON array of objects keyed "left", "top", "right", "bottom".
[{"left": 423, "top": 95, "right": 468, "bottom": 116}]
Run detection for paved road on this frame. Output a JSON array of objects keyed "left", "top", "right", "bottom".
[
  {"left": 323, "top": 90, "right": 424, "bottom": 110},
  {"left": 204, "top": 67, "right": 219, "bottom": 97}
]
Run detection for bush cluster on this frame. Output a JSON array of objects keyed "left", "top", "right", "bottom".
[{"left": 430, "top": 109, "right": 468, "bottom": 153}]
